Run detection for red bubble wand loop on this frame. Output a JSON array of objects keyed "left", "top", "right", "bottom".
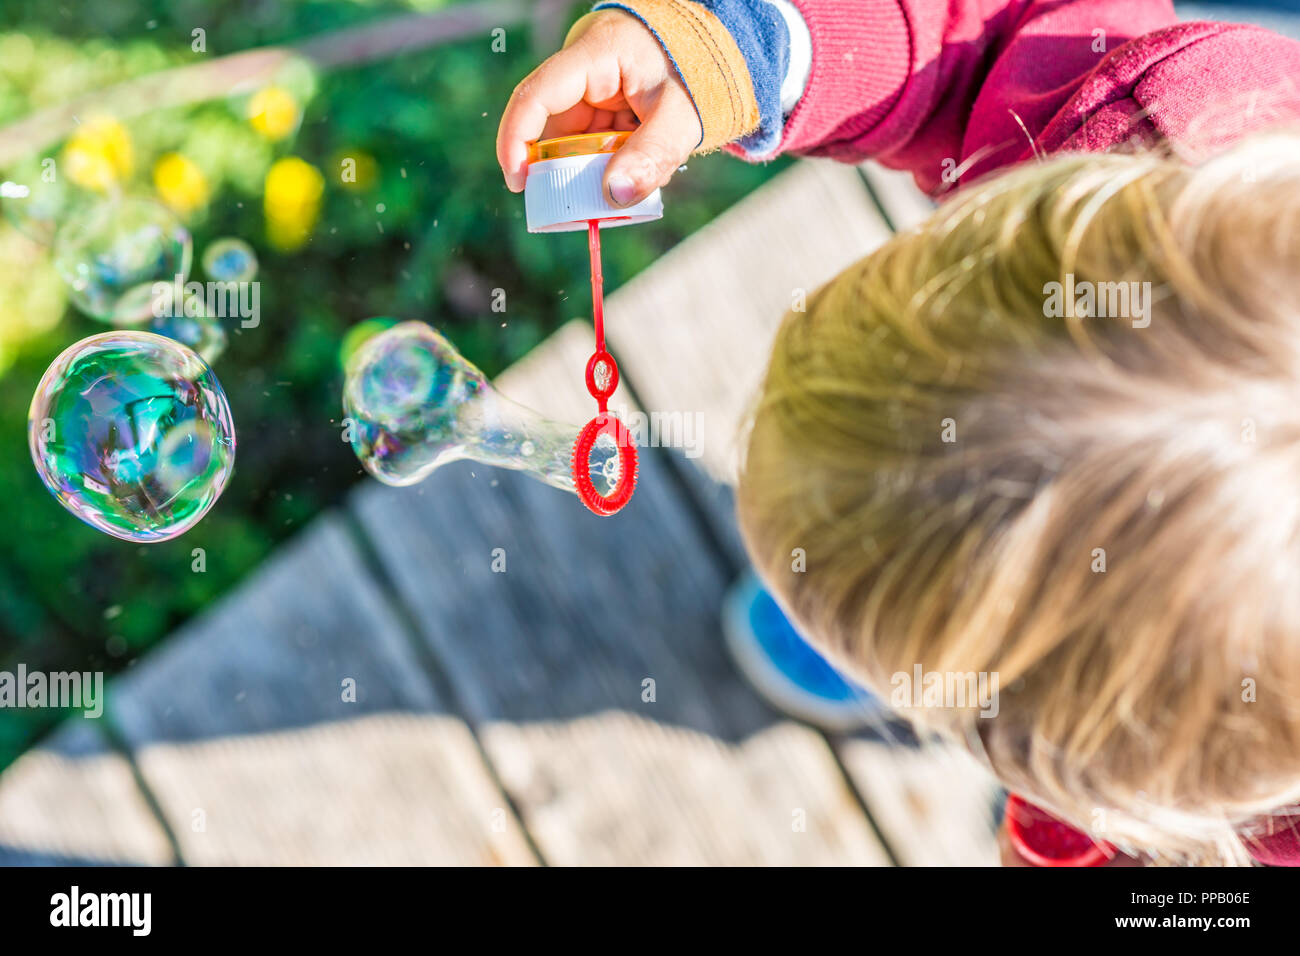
[{"left": 571, "top": 219, "right": 638, "bottom": 515}]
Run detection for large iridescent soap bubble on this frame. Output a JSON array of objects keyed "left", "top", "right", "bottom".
[
  {"left": 201, "top": 237, "right": 258, "bottom": 283},
  {"left": 29, "top": 331, "right": 235, "bottom": 542},
  {"left": 52, "top": 197, "right": 192, "bottom": 324},
  {"left": 343, "top": 320, "right": 624, "bottom": 500}
]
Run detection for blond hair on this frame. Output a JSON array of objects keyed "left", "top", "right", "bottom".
[{"left": 738, "top": 134, "right": 1300, "bottom": 864}]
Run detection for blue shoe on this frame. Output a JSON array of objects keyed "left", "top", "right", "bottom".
[{"left": 721, "top": 572, "right": 880, "bottom": 731}]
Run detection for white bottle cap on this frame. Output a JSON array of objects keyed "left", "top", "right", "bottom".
[{"left": 524, "top": 135, "right": 663, "bottom": 234}]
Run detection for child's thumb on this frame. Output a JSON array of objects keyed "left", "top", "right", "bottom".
[{"left": 602, "top": 106, "right": 696, "bottom": 208}]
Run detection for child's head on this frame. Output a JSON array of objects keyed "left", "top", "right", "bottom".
[{"left": 738, "top": 134, "right": 1300, "bottom": 862}]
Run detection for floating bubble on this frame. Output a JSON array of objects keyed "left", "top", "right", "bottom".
[
  {"left": 52, "top": 197, "right": 192, "bottom": 323},
  {"left": 1, "top": 173, "right": 76, "bottom": 247},
  {"left": 148, "top": 293, "right": 227, "bottom": 364},
  {"left": 113, "top": 281, "right": 172, "bottom": 322},
  {"left": 28, "top": 331, "right": 235, "bottom": 542},
  {"left": 343, "top": 320, "right": 625, "bottom": 500},
  {"left": 201, "top": 237, "right": 258, "bottom": 283}
]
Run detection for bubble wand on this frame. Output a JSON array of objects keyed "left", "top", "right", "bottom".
[
  {"left": 523, "top": 132, "right": 662, "bottom": 516},
  {"left": 569, "top": 219, "right": 637, "bottom": 515}
]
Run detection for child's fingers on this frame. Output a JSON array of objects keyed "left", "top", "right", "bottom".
[
  {"left": 539, "top": 92, "right": 635, "bottom": 141},
  {"left": 602, "top": 90, "right": 699, "bottom": 207},
  {"left": 588, "top": 108, "right": 617, "bottom": 132},
  {"left": 496, "top": 48, "right": 594, "bottom": 192},
  {"left": 540, "top": 103, "right": 597, "bottom": 142}
]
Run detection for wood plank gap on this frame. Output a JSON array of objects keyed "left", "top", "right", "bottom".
[
  {"left": 855, "top": 165, "right": 903, "bottom": 236},
  {"left": 97, "top": 715, "right": 187, "bottom": 867},
  {"left": 826, "top": 737, "right": 904, "bottom": 867}
]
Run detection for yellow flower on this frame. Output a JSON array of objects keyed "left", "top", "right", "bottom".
[
  {"left": 153, "top": 153, "right": 210, "bottom": 216},
  {"left": 264, "top": 156, "right": 324, "bottom": 250},
  {"left": 247, "top": 87, "right": 300, "bottom": 141},
  {"left": 62, "top": 116, "right": 133, "bottom": 192}
]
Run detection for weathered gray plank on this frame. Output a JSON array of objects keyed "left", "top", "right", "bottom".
[
  {"left": 108, "top": 514, "right": 537, "bottom": 865},
  {"left": 350, "top": 325, "right": 888, "bottom": 864},
  {"left": 0, "top": 722, "right": 174, "bottom": 865},
  {"left": 604, "top": 158, "right": 894, "bottom": 484}
]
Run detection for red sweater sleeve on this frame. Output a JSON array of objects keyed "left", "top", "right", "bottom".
[
  {"left": 1010, "top": 799, "right": 1300, "bottom": 866},
  {"left": 1242, "top": 811, "right": 1300, "bottom": 867},
  {"left": 782, "top": 0, "right": 1300, "bottom": 193}
]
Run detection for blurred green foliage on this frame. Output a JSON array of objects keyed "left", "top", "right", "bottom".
[{"left": 0, "top": 0, "right": 785, "bottom": 767}]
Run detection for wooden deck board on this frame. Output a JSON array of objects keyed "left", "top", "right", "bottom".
[
  {"left": 0, "top": 722, "right": 174, "bottom": 866},
  {"left": 106, "top": 514, "right": 537, "bottom": 865},
  {"left": 837, "top": 737, "right": 1002, "bottom": 867},
  {"left": 495, "top": 319, "right": 629, "bottom": 425},
  {"left": 350, "top": 323, "right": 888, "bottom": 865}
]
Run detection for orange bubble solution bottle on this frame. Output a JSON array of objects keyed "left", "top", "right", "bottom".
[{"left": 524, "top": 132, "right": 663, "bottom": 516}]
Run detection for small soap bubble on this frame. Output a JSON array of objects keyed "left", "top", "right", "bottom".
[
  {"left": 114, "top": 281, "right": 173, "bottom": 323},
  {"left": 520, "top": 440, "right": 535, "bottom": 457},
  {"left": 53, "top": 198, "right": 192, "bottom": 323},
  {"left": 1, "top": 173, "right": 74, "bottom": 247},
  {"left": 28, "top": 331, "right": 235, "bottom": 542},
  {"left": 201, "top": 237, "right": 258, "bottom": 283},
  {"left": 148, "top": 294, "right": 227, "bottom": 363}
]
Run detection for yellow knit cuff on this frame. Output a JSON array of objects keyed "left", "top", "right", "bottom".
[{"left": 609, "top": 0, "right": 760, "bottom": 153}]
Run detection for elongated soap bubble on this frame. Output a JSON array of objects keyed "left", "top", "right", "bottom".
[
  {"left": 52, "top": 197, "right": 192, "bottom": 323},
  {"left": 201, "top": 237, "right": 258, "bottom": 283},
  {"left": 343, "top": 320, "right": 623, "bottom": 499},
  {"left": 29, "top": 331, "right": 235, "bottom": 542}
]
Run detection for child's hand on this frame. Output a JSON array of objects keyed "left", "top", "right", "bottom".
[{"left": 496, "top": 10, "right": 702, "bottom": 209}]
